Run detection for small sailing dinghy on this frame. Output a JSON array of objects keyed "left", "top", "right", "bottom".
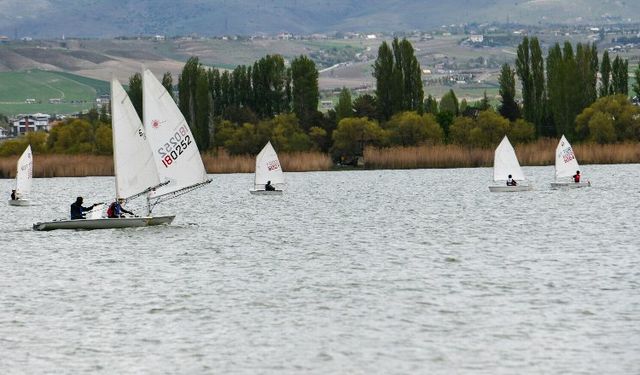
[
  {"left": 33, "top": 71, "right": 211, "bottom": 231},
  {"left": 489, "top": 135, "right": 533, "bottom": 192},
  {"left": 8, "top": 145, "right": 33, "bottom": 206},
  {"left": 550, "top": 135, "right": 590, "bottom": 189},
  {"left": 250, "top": 141, "right": 284, "bottom": 195}
]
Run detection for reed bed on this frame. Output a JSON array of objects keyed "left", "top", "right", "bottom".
[
  {"left": 203, "top": 150, "right": 333, "bottom": 173},
  {"left": 0, "top": 151, "right": 333, "bottom": 178},
  {"left": 364, "top": 139, "right": 640, "bottom": 169}
]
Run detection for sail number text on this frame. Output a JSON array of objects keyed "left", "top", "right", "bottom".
[{"left": 158, "top": 125, "right": 192, "bottom": 168}]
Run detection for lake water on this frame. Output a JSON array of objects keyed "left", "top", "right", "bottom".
[{"left": 1, "top": 164, "right": 639, "bottom": 374}]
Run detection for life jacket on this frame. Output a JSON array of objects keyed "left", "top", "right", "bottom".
[
  {"left": 574, "top": 174, "right": 580, "bottom": 182},
  {"left": 106, "top": 203, "right": 116, "bottom": 218}
]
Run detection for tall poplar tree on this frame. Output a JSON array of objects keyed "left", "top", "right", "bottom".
[
  {"left": 161, "top": 72, "right": 174, "bottom": 102},
  {"left": 291, "top": 55, "right": 319, "bottom": 128},
  {"left": 600, "top": 51, "right": 612, "bottom": 97},
  {"left": 127, "top": 72, "right": 142, "bottom": 120},
  {"left": 498, "top": 63, "right": 520, "bottom": 121},
  {"left": 611, "top": 55, "right": 629, "bottom": 95},
  {"left": 373, "top": 41, "right": 394, "bottom": 121},
  {"left": 335, "top": 87, "right": 353, "bottom": 121}
]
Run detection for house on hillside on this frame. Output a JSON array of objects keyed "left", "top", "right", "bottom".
[{"left": 11, "top": 113, "right": 51, "bottom": 136}]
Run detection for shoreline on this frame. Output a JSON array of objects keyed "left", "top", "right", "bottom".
[{"left": 1, "top": 140, "right": 639, "bottom": 178}]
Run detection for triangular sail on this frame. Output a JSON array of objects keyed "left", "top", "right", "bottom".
[
  {"left": 555, "top": 135, "right": 580, "bottom": 180},
  {"left": 111, "top": 77, "right": 161, "bottom": 200},
  {"left": 142, "top": 69, "right": 210, "bottom": 199},
  {"left": 15, "top": 145, "right": 32, "bottom": 198},
  {"left": 493, "top": 136, "right": 525, "bottom": 182},
  {"left": 254, "top": 141, "right": 284, "bottom": 190}
]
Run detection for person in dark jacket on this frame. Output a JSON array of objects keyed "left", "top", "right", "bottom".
[
  {"left": 70, "top": 197, "right": 99, "bottom": 220},
  {"left": 265, "top": 180, "right": 276, "bottom": 191},
  {"left": 10, "top": 190, "right": 16, "bottom": 200}
]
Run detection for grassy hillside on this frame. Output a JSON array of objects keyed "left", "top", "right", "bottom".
[{"left": 0, "top": 70, "right": 106, "bottom": 115}]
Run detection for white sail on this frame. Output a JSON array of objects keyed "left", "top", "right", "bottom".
[
  {"left": 15, "top": 145, "right": 33, "bottom": 199},
  {"left": 493, "top": 136, "right": 525, "bottom": 182},
  {"left": 555, "top": 135, "right": 580, "bottom": 180},
  {"left": 111, "top": 77, "right": 161, "bottom": 200},
  {"left": 254, "top": 141, "right": 284, "bottom": 190},
  {"left": 142, "top": 69, "right": 209, "bottom": 199}
]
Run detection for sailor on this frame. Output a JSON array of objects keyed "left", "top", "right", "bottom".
[
  {"left": 70, "top": 196, "right": 99, "bottom": 220},
  {"left": 573, "top": 170, "right": 581, "bottom": 183},
  {"left": 10, "top": 190, "right": 16, "bottom": 200},
  {"left": 506, "top": 174, "right": 517, "bottom": 186},
  {"left": 107, "top": 198, "right": 135, "bottom": 218},
  {"left": 265, "top": 180, "right": 276, "bottom": 191}
]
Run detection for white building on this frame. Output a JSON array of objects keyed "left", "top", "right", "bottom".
[
  {"left": 11, "top": 113, "right": 51, "bottom": 135},
  {"left": 469, "top": 34, "right": 484, "bottom": 43}
]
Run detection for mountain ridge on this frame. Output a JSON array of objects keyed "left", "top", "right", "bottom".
[{"left": 0, "top": 0, "right": 638, "bottom": 39}]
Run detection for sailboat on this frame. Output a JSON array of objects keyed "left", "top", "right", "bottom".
[
  {"left": 8, "top": 145, "right": 33, "bottom": 206},
  {"left": 250, "top": 141, "right": 284, "bottom": 195},
  {"left": 551, "top": 135, "right": 590, "bottom": 189},
  {"left": 33, "top": 71, "right": 211, "bottom": 230},
  {"left": 489, "top": 135, "right": 533, "bottom": 192}
]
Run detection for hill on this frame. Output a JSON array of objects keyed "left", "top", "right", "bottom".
[
  {"left": 0, "top": 0, "right": 639, "bottom": 38},
  {"left": 0, "top": 70, "right": 107, "bottom": 115}
]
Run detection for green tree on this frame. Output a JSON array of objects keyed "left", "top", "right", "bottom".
[
  {"left": 99, "top": 104, "right": 110, "bottom": 123},
  {"left": 439, "top": 89, "right": 459, "bottom": 115},
  {"left": 498, "top": 63, "right": 520, "bottom": 121},
  {"left": 575, "top": 94, "right": 640, "bottom": 141},
  {"left": 632, "top": 64, "right": 640, "bottom": 99},
  {"left": 449, "top": 116, "right": 475, "bottom": 145},
  {"left": 469, "top": 110, "right": 510, "bottom": 148},
  {"left": 127, "top": 73, "right": 142, "bottom": 120},
  {"left": 424, "top": 94, "right": 438, "bottom": 114},
  {"left": 270, "top": 113, "right": 312, "bottom": 152},
  {"left": 331, "top": 117, "right": 386, "bottom": 158},
  {"left": 353, "top": 94, "right": 377, "bottom": 119},
  {"left": 587, "top": 111, "right": 616, "bottom": 144},
  {"left": 600, "top": 51, "right": 612, "bottom": 97},
  {"left": 335, "top": 87, "right": 354, "bottom": 121},
  {"left": 94, "top": 124, "right": 113, "bottom": 154},
  {"left": 611, "top": 55, "right": 629, "bottom": 95},
  {"left": 162, "top": 72, "right": 174, "bottom": 101},
  {"left": 373, "top": 41, "right": 395, "bottom": 120},
  {"left": 508, "top": 119, "right": 536, "bottom": 143},
  {"left": 384, "top": 111, "right": 443, "bottom": 146},
  {"left": 516, "top": 37, "right": 533, "bottom": 124},
  {"left": 291, "top": 55, "right": 319, "bottom": 128}
]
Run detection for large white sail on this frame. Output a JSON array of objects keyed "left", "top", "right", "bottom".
[
  {"left": 142, "top": 69, "right": 209, "bottom": 199},
  {"left": 555, "top": 135, "right": 580, "bottom": 180},
  {"left": 493, "top": 136, "right": 525, "bottom": 182},
  {"left": 15, "top": 145, "right": 32, "bottom": 198},
  {"left": 111, "top": 77, "right": 161, "bottom": 200},
  {"left": 254, "top": 141, "right": 284, "bottom": 190}
]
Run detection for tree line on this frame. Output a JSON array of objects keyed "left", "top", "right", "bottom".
[{"left": 3, "top": 36, "right": 640, "bottom": 159}]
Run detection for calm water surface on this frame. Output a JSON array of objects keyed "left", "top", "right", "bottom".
[{"left": 1, "top": 165, "right": 639, "bottom": 374}]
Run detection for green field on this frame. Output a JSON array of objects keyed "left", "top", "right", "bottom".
[{"left": 0, "top": 70, "right": 108, "bottom": 116}]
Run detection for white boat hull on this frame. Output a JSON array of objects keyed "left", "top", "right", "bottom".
[
  {"left": 249, "top": 189, "right": 283, "bottom": 195},
  {"left": 8, "top": 199, "right": 31, "bottom": 206},
  {"left": 551, "top": 181, "right": 590, "bottom": 189},
  {"left": 33, "top": 215, "right": 175, "bottom": 231},
  {"left": 489, "top": 185, "right": 533, "bottom": 192}
]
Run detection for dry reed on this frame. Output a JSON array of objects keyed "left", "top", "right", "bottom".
[
  {"left": 364, "top": 139, "right": 640, "bottom": 169},
  {"left": 203, "top": 149, "right": 333, "bottom": 173},
  {"left": 0, "top": 150, "right": 333, "bottom": 178}
]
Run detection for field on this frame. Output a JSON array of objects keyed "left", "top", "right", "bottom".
[{"left": 0, "top": 70, "right": 108, "bottom": 115}]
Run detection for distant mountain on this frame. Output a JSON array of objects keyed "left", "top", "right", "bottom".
[{"left": 1, "top": 0, "right": 639, "bottom": 38}]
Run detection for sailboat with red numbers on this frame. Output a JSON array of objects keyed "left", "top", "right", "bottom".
[{"left": 33, "top": 70, "right": 211, "bottom": 230}]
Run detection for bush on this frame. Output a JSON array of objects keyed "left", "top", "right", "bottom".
[
  {"left": 331, "top": 117, "right": 386, "bottom": 158},
  {"left": 384, "top": 111, "right": 444, "bottom": 146}
]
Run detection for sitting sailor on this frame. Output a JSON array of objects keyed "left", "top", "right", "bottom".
[
  {"left": 265, "top": 180, "right": 276, "bottom": 191},
  {"left": 506, "top": 174, "right": 517, "bottom": 186},
  {"left": 107, "top": 198, "right": 135, "bottom": 218}
]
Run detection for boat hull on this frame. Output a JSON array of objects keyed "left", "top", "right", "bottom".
[
  {"left": 32, "top": 215, "right": 175, "bottom": 231},
  {"left": 489, "top": 185, "right": 533, "bottom": 192},
  {"left": 8, "top": 199, "right": 31, "bottom": 206},
  {"left": 551, "top": 181, "right": 590, "bottom": 189},
  {"left": 249, "top": 189, "right": 283, "bottom": 195}
]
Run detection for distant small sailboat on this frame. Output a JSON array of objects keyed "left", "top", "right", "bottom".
[
  {"left": 250, "top": 141, "right": 284, "bottom": 195},
  {"left": 8, "top": 145, "right": 33, "bottom": 206},
  {"left": 33, "top": 71, "right": 211, "bottom": 230},
  {"left": 489, "top": 135, "right": 533, "bottom": 192},
  {"left": 551, "top": 135, "right": 590, "bottom": 189}
]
